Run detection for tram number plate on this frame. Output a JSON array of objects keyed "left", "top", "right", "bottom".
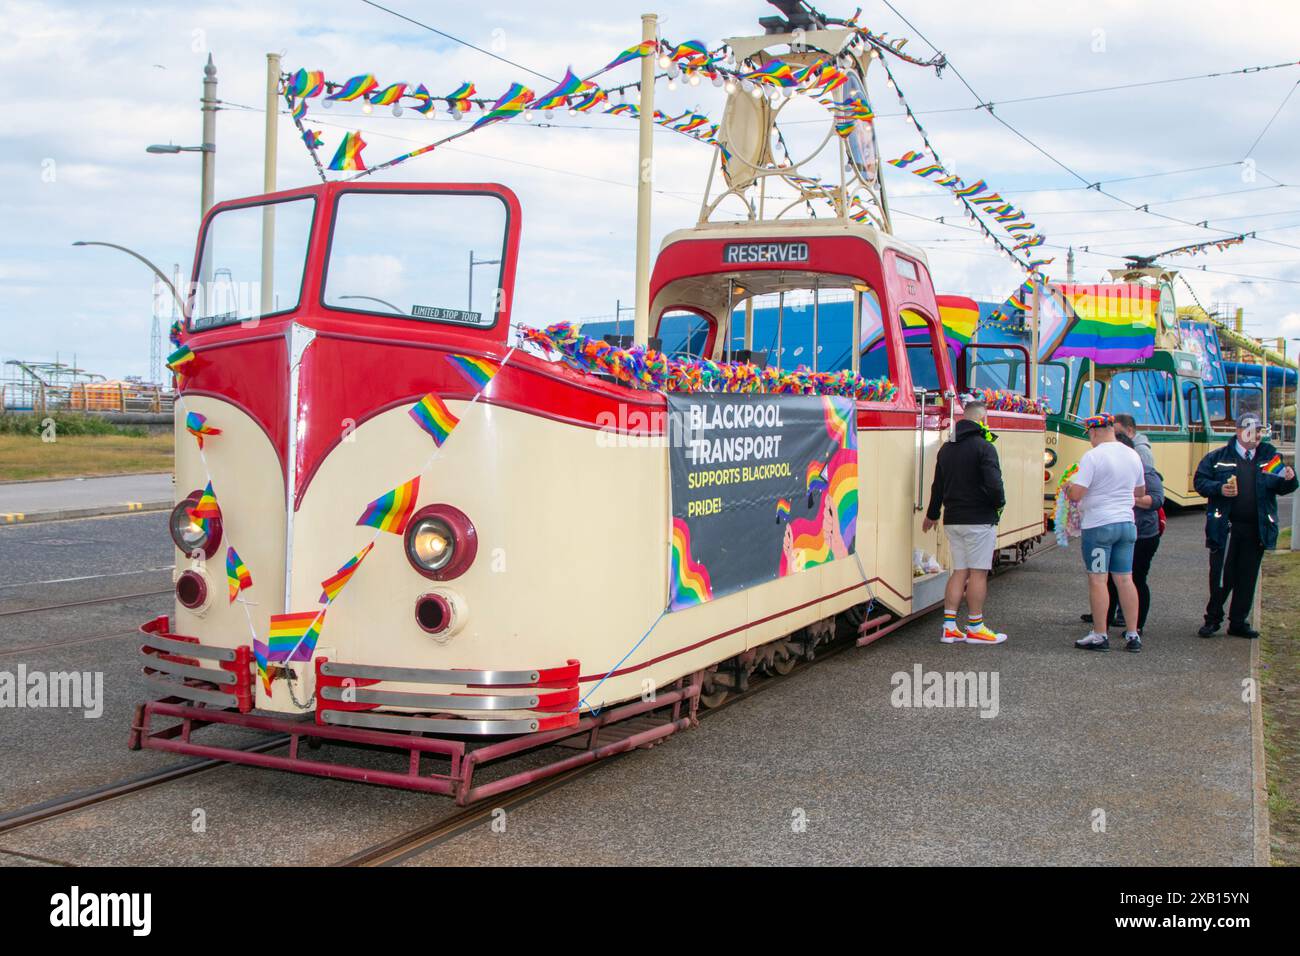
[
  {"left": 411, "top": 304, "right": 483, "bottom": 325},
  {"left": 722, "top": 242, "right": 810, "bottom": 265}
]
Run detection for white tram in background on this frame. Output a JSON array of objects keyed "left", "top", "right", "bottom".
[{"left": 130, "top": 18, "right": 1047, "bottom": 803}]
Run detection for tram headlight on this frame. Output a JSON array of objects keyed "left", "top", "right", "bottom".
[
  {"left": 169, "top": 492, "right": 221, "bottom": 558},
  {"left": 404, "top": 505, "right": 477, "bottom": 580},
  {"left": 1043, "top": 447, "right": 1057, "bottom": 468}
]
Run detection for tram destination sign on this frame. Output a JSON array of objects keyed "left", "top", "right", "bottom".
[
  {"left": 722, "top": 241, "right": 810, "bottom": 265},
  {"left": 666, "top": 394, "right": 858, "bottom": 612},
  {"left": 410, "top": 304, "right": 484, "bottom": 325}
]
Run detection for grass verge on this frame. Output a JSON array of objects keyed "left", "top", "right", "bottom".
[
  {"left": 1261, "top": 530, "right": 1300, "bottom": 865},
  {"left": 0, "top": 433, "right": 173, "bottom": 481}
]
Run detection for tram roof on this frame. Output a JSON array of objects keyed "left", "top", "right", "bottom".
[{"left": 657, "top": 218, "right": 929, "bottom": 269}]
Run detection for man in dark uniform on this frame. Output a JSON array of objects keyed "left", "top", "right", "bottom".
[{"left": 1194, "top": 413, "right": 1297, "bottom": 638}]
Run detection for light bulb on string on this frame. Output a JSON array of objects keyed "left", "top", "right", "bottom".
[
  {"left": 523, "top": 110, "right": 534, "bottom": 122},
  {"left": 711, "top": 73, "right": 725, "bottom": 88},
  {"left": 658, "top": 54, "right": 671, "bottom": 68},
  {"left": 750, "top": 85, "right": 762, "bottom": 98},
  {"left": 321, "top": 98, "right": 333, "bottom": 109},
  {"left": 667, "top": 78, "right": 677, "bottom": 92},
  {"left": 361, "top": 102, "right": 373, "bottom": 115},
  {"left": 725, "top": 79, "right": 738, "bottom": 95},
  {"left": 688, "top": 71, "right": 701, "bottom": 87},
  {"left": 391, "top": 104, "right": 403, "bottom": 117}
]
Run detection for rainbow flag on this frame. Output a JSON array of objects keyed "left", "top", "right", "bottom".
[
  {"left": 291, "top": 98, "right": 308, "bottom": 122},
  {"left": 607, "top": 103, "right": 638, "bottom": 117},
  {"left": 408, "top": 393, "right": 459, "bottom": 446},
  {"left": 570, "top": 90, "right": 607, "bottom": 112},
  {"left": 252, "top": 639, "right": 275, "bottom": 695},
  {"left": 320, "top": 542, "right": 374, "bottom": 604},
  {"left": 670, "top": 39, "right": 709, "bottom": 61},
  {"left": 410, "top": 83, "right": 435, "bottom": 115},
  {"left": 446, "top": 353, "right": 499, "bottom": 392},
  {"left": 445, "top": 82, "right": 476, "bottom": 112},
  {"left": 937, "top": 297, "right": 979, "bottom": 351},
  {"left": 775, "top": 499, "right": 792, "bottom": 523},
  {"left": 169, "top": 320, "right": 182, "bottom": 347},
  {"left": 669, "top": 518, "right": 713, "bottom": 611},
  {"left": 302, "top": 128, "right": 323, "bottom": 150},
  {"left": 533, "top": 68, "right": 588, "bottom": 111},
  {"left": 600, "top": 40, "right": 658, "bottom": 73},
  {"left": 286, "top": 69, "right": 326, "bottom": 98},
  {"left": 186, "top": 481, "right": 220, "bottom": 528},
  {"left": 327, "top": 131, "right": 367, "bottom": 172},
  {"left": 954, "top": 179, "right": 988, "bottom": 198},
  {"left": 184, "top": 411, "right": 221, "bottom": 449},
  {"left": 1053, "top": 283, "right": 1158, "bottom": 364},
  {"left": 326, "top": 73, "right": 377, "bottom": 102},
  {"left": 226, "top": 546, "right": 252, "bottom": 603},
  {"left": 166, "top": 345, "right": 195, "bottom": 374},
  {"left": 889, "top": 151, "right": 924, "bottom": 167},
  {"left": 369, "top": 82, "right": 406, "bottom": 106},
  {"left": 357, "top": 476, "right": 420, "bottom": 534},
  {"left": 470, "top": 83, "right": 534, "bottom": 132},
  {"left": 266, "top": 611, "right": 325, "bottom": 662},
  {"left": 1261, "top": 454, "right": 1286, "bottom": 476},
  {"left": 745, "top": 60, "right": 798, "bottom": 87}
]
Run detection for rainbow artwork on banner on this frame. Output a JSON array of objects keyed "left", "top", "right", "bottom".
[
  {"left": 266, "top": 611, "right": 325, "bottom": 662},
  {"left": 669, "top": 517, "right": 713, "bottom": 611},
  {"left": 320, "top": 542, "right": 375, "bottom": 604},
  {"left": 225, "top": 547, "right": 252, "bottom": 603},
  {"left": 408, "top": 393, "right": 460, "bottom": 447},
  {"left": 775, "top": 499, "right": 792, "bottom": 523},
  {"left": 1053, "top": 283, "right": 1159, "bottom": 364},
  {"left": 782, "top": 448, "right": 857, "bottom": 576},
  {"left": 1261, "top": 454, "right": 1286, "bottom": 476},
  {"left": 806, "top": 460, "right": 829, "bottom": 504},
  {"left": 446, "top": 353, "right": 499, "bottom": 392},
  {"left": 327, "top": 131, "right": 367, "bottom": 171},
  {"left": 822, "top": 396, "right": 854, "bottom": 450},
  {"left": 356, "top": 476, "right": 420, "bottom": 534},
  {"left": 184, "top": 411, "right": 221, "bottom": 450}
]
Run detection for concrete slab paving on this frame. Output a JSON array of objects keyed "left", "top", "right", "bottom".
[{"left": 0, "top": 473, "right": 173, "bottom": 523}]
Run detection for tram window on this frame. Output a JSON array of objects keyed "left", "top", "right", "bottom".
[
  {"left": 1039, "top": 364, "right": 1068, "bottom": 414},
  {"left": 729, "top": 290, "right": 857, "bottom": 370},
  {"left": 191, "top": 196, "right": 315, "bottom": 331},
  {"left": 657, "top": 310, "right": 711, "bottom": 359},
  {"left": 1077, "top": 378, "right": 1103, "bottom": 417},
  {"left": 905, "top": 343, "right": 956, "bottom": 393},
  {"left": 858, "top": 288, "right": 892, "bottom": 382},
  {"left": 1104, "top": 370, "right": 1177, "bottom": 426},
  {"left": 1183, "top": 381, "right": 1204, "bottom": 426},
  {"left": 965, "top": 345, "right": 1028, "bottom": 396},
  {"left": 323, "top": 191, "right": 509, "bottom": 328}
]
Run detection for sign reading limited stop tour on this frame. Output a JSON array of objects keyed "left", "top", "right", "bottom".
[{"left": 722, "top": 241, "right": 810, "bottom": 265}]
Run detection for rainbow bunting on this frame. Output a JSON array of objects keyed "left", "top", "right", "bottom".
[
  {"left": 368, "top": 82, "right": 407, "bottom": 106},
  {"left": 408, "top": 393, "right": 460, "bottom": 446},
  {"left": 533, "top": 68, "right": 588, "bottom": 111},
  {"left": 470, "top": 82, "right": 534, "bottom": 132},
  {"left": 166, "top": 345, "right": 195, "bottom": 372},
  {"left": 971, "top": 193, "right": 1005, "bottom": 206},
  {"left": 252, "top": 639, "right": 275, "bottom": 695},
  {"left": 326, "top": 73, "right": 377, "bottom": 102},
  {"left": 410, "top": 83, "right": 435, "bottom": 115},
  {"left": 186, "top": 481, "right": 220, "bottom": 532},
  {"left": 286, "top": 69, "right": 325, "bottom": 98},
  {"left": 184, "top": 411, "right": 221, "bottom": 449},
  {"left": 670, "top": 39, "right": 709, "bottom": 61},
  {"left": 954, "top": 179, "right": 988, "bottom": 198},
  {"left": 302, "top": 128, "right": 323, "bottom": 150},
  {"left": 888, "top": 151, "right": 924, "bottom": 167},
  {"left": 607, "top": 103, "right": 638, "bottom": 117},
  {"left": 320, "top": 542, "right": 374, "bottom": 604},
  {"left": 569, "top": 90, "right": 608, "bottom": 112},
  {"left": 600, "top": 40, "right": 658, "bottom": 73},
  {"left": 446, "top": 353, "right": 499, "bottom": 392},
  {"left": 168, "top": 320, "right": 182, "bottom": 347},
  {"left": 669, "top": 517, "right": 713, "bottom": 611},
  {"left": 745, "top": 60, "right": 798, "bottom": 87},
  {"left": 226, "top": 546, "right": 252, "bottom": 603},
  {"left": 266, "top": 611, "right": 325, "bottom": 662},
  {"left": 328, "top": 131, "right": 367, "bottom": 172},
  {"left": 291, "top": 98, "right": 307, "bottom": 122},
  {"left": 357, "top": 476, "right": 420, "bottom": 534},
  {"left": 445, "top": 82, "right": 477, "bottom": 112},
  {"left": 1261, "top": 454, "right": 1286, "bottom": 476},
  {"left": 775, "top": 499, "right": 792, "bottom": 523}
]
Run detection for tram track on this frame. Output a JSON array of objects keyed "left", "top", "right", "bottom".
[
  {"left": 0, "top": 588, "right": 172, "bottom": 620},
  {"left": 335, "top": 540, "right": 1057, "bottom": 867}
]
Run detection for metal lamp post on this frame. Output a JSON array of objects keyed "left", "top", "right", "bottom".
[
  {"left": 146, "top": 54, "right": 217, "bottom": 216},
  {"left": 468, "top": 251, "right": 501, "bottom": 315}
]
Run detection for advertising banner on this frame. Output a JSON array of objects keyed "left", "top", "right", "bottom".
[{"left": 667, "top": 394, "right": 858, "bottom": 612}]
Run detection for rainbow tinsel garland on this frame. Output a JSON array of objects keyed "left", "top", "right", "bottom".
[
  {"left": 969, "top": 387, "right": 1051, "bottom": 416},
  {"left": 521, "top": 322, "right": 899, "bottom": 401},
  {"left": 1053, "top": 462, "right": 1081, "bottom": 547}
]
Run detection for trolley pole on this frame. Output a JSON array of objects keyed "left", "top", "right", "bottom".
[
  {"left": 260, "top": 52, "right": 281, "bottom": 317},
  {"left": 1029, "top": 275, "right": 1041, "bottom": 399},
  {"left": 632, "top": 13, "right": 658, "bottom": 346}
]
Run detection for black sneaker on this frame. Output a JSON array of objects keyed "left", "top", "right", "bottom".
[
  {"left": 1227, "top": 625, "right": 1260, "bottom": 640},
  {"left": 1198, "top": 622, "right": 1220, "bottom": 638},
  {"left": 1075, "top": 633, "right": 1109, "bottom": 651},
  {"left": 1125, "top": 635, "right": 1142, "bottom": 653}
]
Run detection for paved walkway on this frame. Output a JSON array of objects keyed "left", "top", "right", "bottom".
[
  {"left": 407, "top": 508, "right": 1262, "bottom": 866},
  {"left": 0, "top": 473, "right": 172, "bottom": 523}
]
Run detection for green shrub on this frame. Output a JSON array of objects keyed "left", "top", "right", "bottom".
[{"left": 0, "top": 413, "right": 149, "bottom": 438}]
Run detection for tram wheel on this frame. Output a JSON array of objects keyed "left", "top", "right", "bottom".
[{"left": 698, "top": 671, "right": 730, "bottom": 709}]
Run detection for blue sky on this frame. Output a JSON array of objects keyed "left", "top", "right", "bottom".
[{"left": 3, "top": 0, "right": 1299, "bottom": 381}]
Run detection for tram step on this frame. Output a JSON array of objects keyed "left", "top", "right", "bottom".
[{"left": 552, "top": 715, "right": 671, "bottom": 751}]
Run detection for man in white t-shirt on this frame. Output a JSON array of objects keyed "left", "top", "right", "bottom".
[{"left": 1064, "top": 414, "right": 1146, "bottom": 652}]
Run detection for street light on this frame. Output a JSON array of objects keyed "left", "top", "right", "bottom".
[
  {"left": 468, "top": 251, "right": 501, "bottom": 314},
  {"left": 147, "top": 54, "right": 218, "bottom": 216},
  {"left": 71, "top": 241, "right": 184, "bottom": 314}
]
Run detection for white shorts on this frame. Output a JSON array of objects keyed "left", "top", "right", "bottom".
[{"left": 945, "top": 524, "right": 997, "bottom": 571}]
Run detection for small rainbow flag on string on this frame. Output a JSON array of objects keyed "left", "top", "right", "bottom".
[
  {"left": 670, "top": 39, "right": 709, "bottom": 61},
  {"left": 328, "top": 131, "right": 367, "bottom": 172},
  {"left": 410, "top": 83, "right": 435, "bottom": 115},
  {"left": 533, "top": 68, "right": 588, "bottom": 111},
  {"left": 607, "top": 103, "right": 638, "bottom": 117},
  {"left": 600, "top": 40, "right": 658, "bottom": 73},
  {"left": 286, "top": 69, "right": 325, "bottom": 98},
  {"left": 169, "top": 320, "right": 183, "bottom": 347},
  {"left": 302, "top": 128, "right": 323, "bottom": 150},
  {"left": 187, "top": 481, "right": 220, "bottom": 531},
  {"left": 320, "top": 542, "right": 374, "bottom": 604},
  {"left": 445, "top": 82, "right": 477, "bottom": 112},
  {"left": 291, "top": 98, "right": 308, "bottom": 122},
  {"left": 326, "top": 73, "right": 377, "bottom": 102},
  {"left": 409, "top": 393, "right": 460, "bottom": 446},
  {"left": 226, "top": 546, "right": 252, "bottom": 603},
  {"left": 266, "top": 611, "right": 325, "bottom": 662},
  {"left": 166, "top": 345, "right": 195, "bottom": 374},
  {"left": 446, "top": 353, "right": 499, "bottom": 392},
  {"left": 369, "top": 82, "right": 407, "bottom": 106},
  {"left": 184, "top": 411, "right": 221, "bottom": 449},
  {"left": 1261, "top": 454, "right": 1286, "bottom": 475},
  {"left": 776, "top": 499, "right": 792, "bottom": 523},
  {"left": 470, "top": 82, "right": 534, "bottom": 132},
  {"left": 888, "top": 151, "right": 924, "bottom": 168},
  {"left": 252, "top": 639, "right": 275, "bottom": 695},
  {"left": 357, "top": 476, "right": 420, "bottom": 534}
]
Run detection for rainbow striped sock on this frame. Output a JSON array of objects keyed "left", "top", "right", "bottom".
[
  {"left": 944, "top": 610, "right": 958, "bottom": 630},
  {"left": 968, "top": 613, "right": 984, "bottom": 629}
]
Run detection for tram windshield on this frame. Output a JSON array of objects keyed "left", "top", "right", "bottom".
[
  {"left": 323, "top": 191, "right": 509, "bottom": 328},
  {"left": 191, "top": 196, "right": 315, "bottom": 331}
]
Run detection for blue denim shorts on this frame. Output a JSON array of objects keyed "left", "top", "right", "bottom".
[{"left": 1080, "top": 521, "right": 1137, "bottom": 575}]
